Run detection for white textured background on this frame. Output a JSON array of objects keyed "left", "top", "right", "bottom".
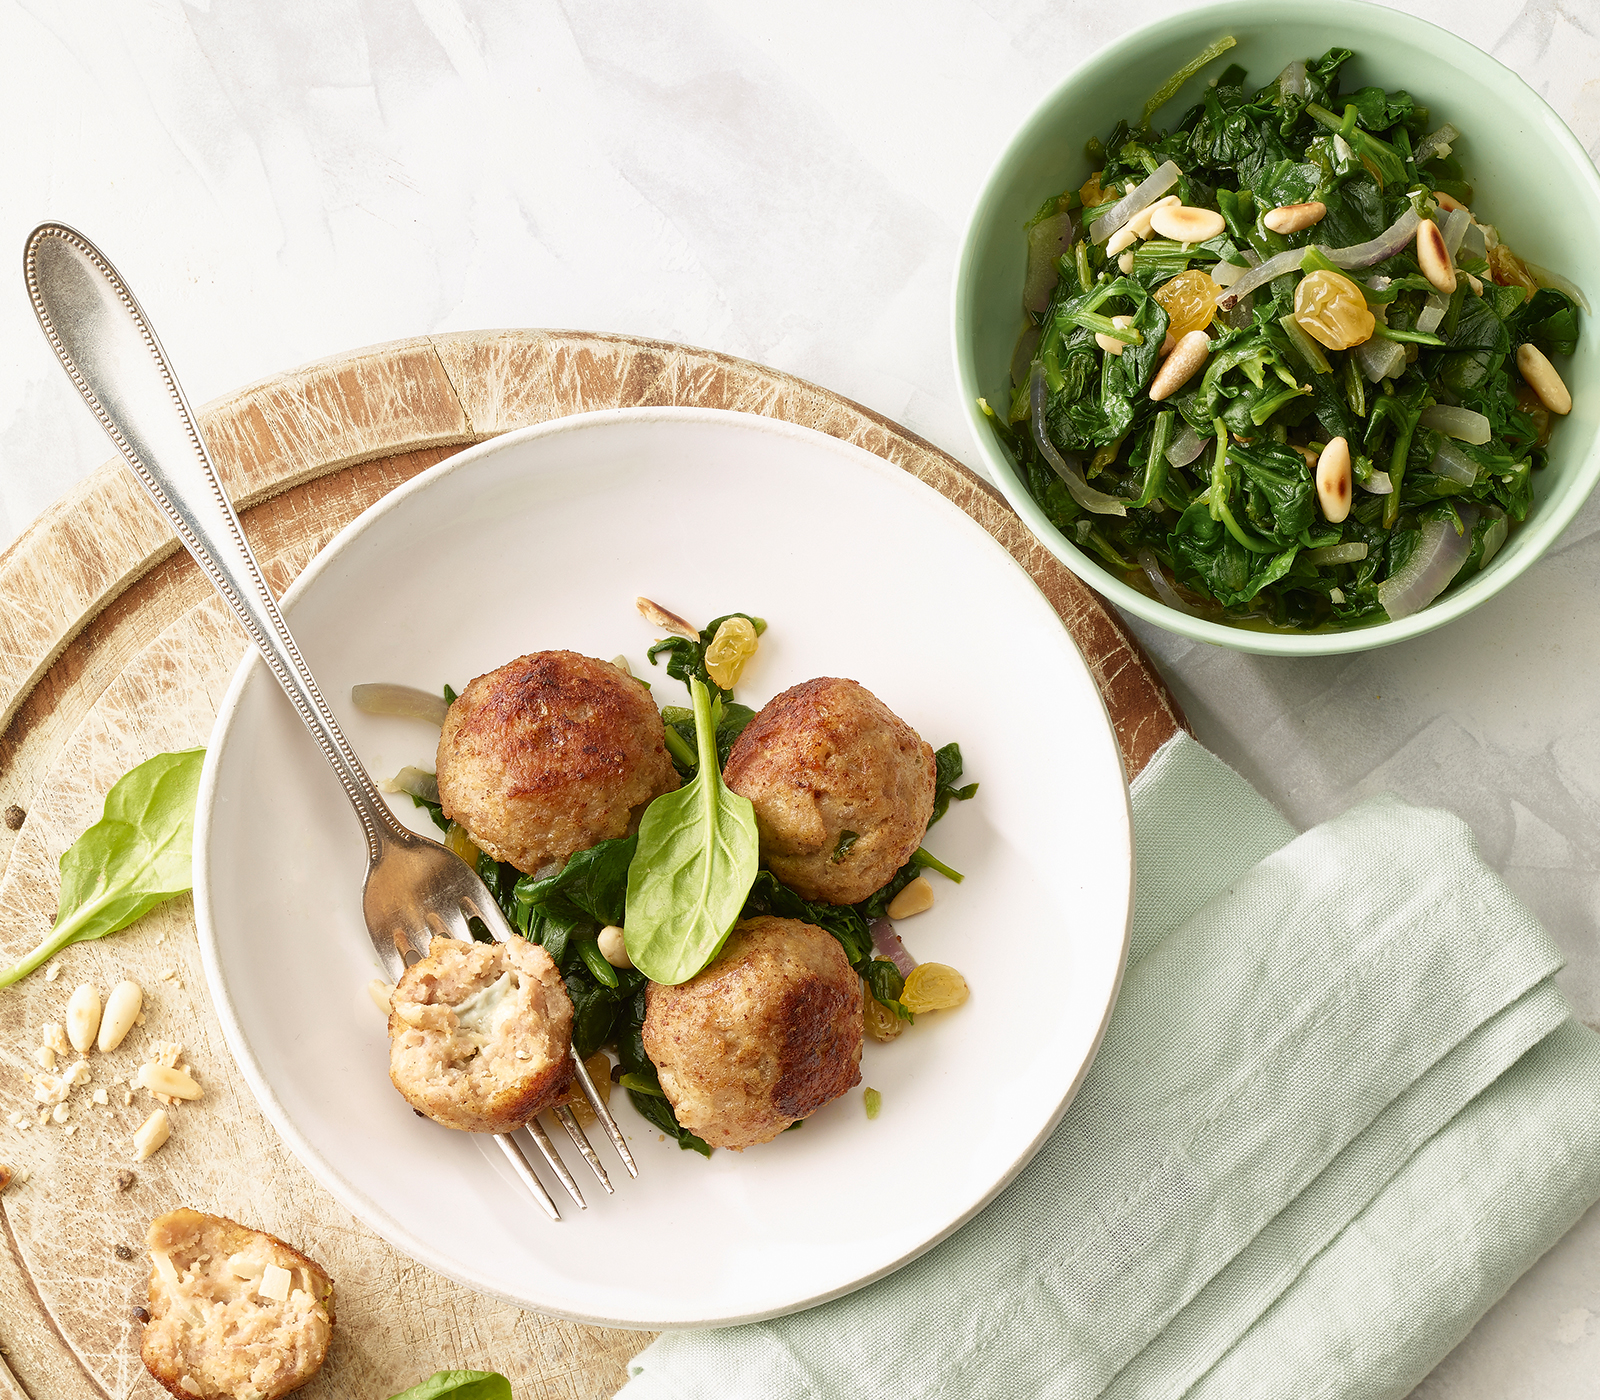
[{"left": 2, "top": 0, "right": 1598, "bottom": 1394}]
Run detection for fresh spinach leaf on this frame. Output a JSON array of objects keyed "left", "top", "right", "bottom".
[
  {"left": 388, "top": 1371, "right": 511, "bottom": 1400},
  {"left": 929, "top": 743, "right": 980, "bottom": 826},
  {"left": 1, "top": 749, "right": 204, "bottom": 989},
  {"left": 624, "top": 679, "right": 759, "bottom": 984}
]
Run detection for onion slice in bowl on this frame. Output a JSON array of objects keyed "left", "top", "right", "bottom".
[
  {"left": 1088, "top": 160, "right": 1180, "bottom": 244},
  {"left": 1419, "top": 406, "right": 1491, "bottom": 445},
  {"left": 1137, "top": 546, "right": 1202, "bottom": 616},
  {"left": 351, "top": 683, "right": 449, "bottom": 725},
  {"left": 1030, "top": 365, "right": 1129, "bottom": 516},
  {"left": 870, "top": 918, "right": 917, "bottom": 977},
  {"left": 381, "top": 766, "right": 440, "bottom": 803},
  {"left": 1166, "top": 422, "right": 1208, "bottom": 468},
  {"left": 1377, "top": 506, "right": 1478, "bottom": 620},
  {"left": 1322, "top": 207, "right": 1422, "bottom": 270},
  {"left": 1304, "top": 542, "right": 1369, "bottom": 566},
  {"left": 1428, "top": 440, "right": 1479, "bottom": 485}
]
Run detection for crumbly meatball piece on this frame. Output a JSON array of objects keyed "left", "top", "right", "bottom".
[
  {"left": 436, "top": 650, "right": 679, "bottom": 873},
  {"left": 141, "top": 1208, "right": 333, "bottom": 1400},
  {"left": 388, "top": 936, "right": 573, "bottom": 1132},
  {"left": 643, "top": 916, "right": 863, "bottom": 1150},
  {"left": 723, "top": 677, "right": 936, "bottom": 904}
]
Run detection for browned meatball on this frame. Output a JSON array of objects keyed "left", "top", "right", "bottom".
[
  {"left": 141, "top": 1208, "right": 333, "bottom": 1400},
  {"left": 436, "top": 650, "right": 679, "bottom": 873},
  {"left": 643, "top": 916, "right": 863, "bottom": 1150},
  {"left": 388, "top": 936, "right": 573, "bottom": 1133},
  {"left": 723, "top": 677, "right": 936, "bottom": 904}
]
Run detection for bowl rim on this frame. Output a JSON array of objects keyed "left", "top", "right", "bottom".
[{"left": 952, "top": 0, "right": 1600, "bottom": 655}]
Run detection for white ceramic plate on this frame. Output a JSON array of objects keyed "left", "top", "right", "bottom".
[{"left": 194, "top": 407, "right": 1132, "bottom": 1328}]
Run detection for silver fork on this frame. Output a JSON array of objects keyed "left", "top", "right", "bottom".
[{"left": 24, "top": 222, "right": 637, "bottom": 1221}]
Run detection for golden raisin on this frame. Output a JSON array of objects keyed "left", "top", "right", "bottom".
[
  {"left": 704, "top": 616, "right": 759, "bottom": 689},
  {"left": 1293, "top": 269, "right": 1376, "bottom": 350},
  {"left": 1153, "top": 269, "right": 1223, "bottom": 339},
  {"left": 1488, "top": 242, "right": 1536, "bottom": 303},
  {"left": 444, "top": 821, "right": 481, "bottom": 867},
  {"left": 863, "top": 990, "right": 905, "bottom": 1043},
  {"left": 1079, "top": 171, "right": 1106, "bottom": 209},
  {"left": 900, "top": 963, "right": 970, "bottom": 1015},
  {"left": 556, "top": 1053, "right": 613, "bottom": 1127}
]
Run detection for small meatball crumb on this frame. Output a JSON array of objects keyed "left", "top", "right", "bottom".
[
  {"left": 388, "top": 937, "right": 573, "bottom": 1133},
  {"left": 140, "top": 1207, "right": 333, "bottom": 1400},
  {"left": 644, "top": 916, "right": 863, "bottom": 1150},
  {"left": 436, "top": 650, "right": 680, "bottom": 872},
  {"left": 724, "top": 678, "right": 936, "bottom": 904}
]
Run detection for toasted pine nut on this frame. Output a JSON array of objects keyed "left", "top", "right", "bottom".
[
  {"left": 886, "top": 877, "right": 936, "bottom": 920},
  {"left": 367, "top": 979, "right": 393, "bottom": 1016},
  {"left": 1416, "top": 219, "right": 1457, "bottom": 295},
  {"left": 1160, "top": 332, "right": 1176, "bottom": 358},
  {"left": 66, "top": 984, "right": 101, "bottom": 1054},
  {"left": 1150, "top": 204, "right": 1226, "bottom": 243},
  {"left": 1263, "top": 200, "right": 1327, "bottom": 235},
  {"left": 1095, "top": 314, "right": 1137, "bottom": 358},
  {"left": 597, "top": 925, "right": 632, "bottom": 968},
  {"left": 1517, "top": 343, "right": 1572, "bottom": 415},
  {"left": 1106, "top": 223, "right": 1139, "bottom": 256},
  {"left": 1148, "top": 330, "right": 1211, "bottom": 401},
  {"left": 98, "top": 981, "right": 143, "bottom": 1052},
  {"left": 1316, "top": 437, "right": 1353, "bottom": 523},
  {"left": 1435, "top": 190, "right": 1465, "bottom": 212},
  {"left": 1466, "top": 273, "right": 1483, "bottom": 296},
  {"left": 1117, "top": 250, "right": 1136, "bottom": 274},
  {"left": 1127, "top": 194, "right": 1181, "bottom": 240},
  {"left": 137, "top": 1062, "right": 203, "bottom": 1101},
  {"left": 133, "top": 1109, "right": 170, "bottom": 1161}
]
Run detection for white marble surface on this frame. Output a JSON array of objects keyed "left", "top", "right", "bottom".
[{"left": 2, "top": 0, "right": 1598, "bottom": 1394}]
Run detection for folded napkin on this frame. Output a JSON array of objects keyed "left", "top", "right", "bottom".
[{"left": 619, "top": 734, "right": 1600, "bottom": 1400}]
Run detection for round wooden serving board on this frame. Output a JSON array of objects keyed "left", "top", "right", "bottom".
[{"left": 0, "top": 330, "right": 1187, "bottom": 1400}]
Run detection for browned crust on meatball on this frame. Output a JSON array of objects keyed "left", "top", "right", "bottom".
[
  {"left": 643, "top": 916, "right": 863, "bottom": 1150},
  {"left": 436, "top": 650, "right": 679, "bottom": 872},
  {"left": 141, "top": 1208, "right": 334, "bottom": 1400},
  {"left": 723, "top": 677, "right": 936, "bottom": 904},
  {"left": 388, "top": 937, "right": 573, "bottom": 1133}
]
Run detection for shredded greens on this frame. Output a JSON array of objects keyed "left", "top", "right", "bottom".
[{"left": 996, "top": 43, "right": 1581, "bottom": 631}]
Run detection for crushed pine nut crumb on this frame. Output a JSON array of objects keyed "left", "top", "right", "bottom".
[
  {"left": 33, "top": 1046, "right": 55, "bottom": 1070},
  {"left": 92, "top": 1088, "right": 109, "bottom": 1106},
  {"left": 44, "top": 962, "right": 61, "bottom": 982},
  {"left": 134, "top": 1012, "right": 146, "bottom": 1026},
  {"left": 6, "top": 1112, "right": 22, "bottom": 1128},
  {"left": 51, "top": 1104, "right": 70, "bottom": 1124},
  {"left": 122, "top": 1090, "right": 134, "bottom": 1107},
  {"left": 62, "top": 1125, "right": 76, "bottom": 1136},
  {"left": 14, "top": 1168, "right": 29, "bottom": 1184},
  {"left": 43, "top": 1023, "right": 71, "bottom": 1057},
  {"left": 35, "top": 1109, "right": 48, "bottom": 1126}
]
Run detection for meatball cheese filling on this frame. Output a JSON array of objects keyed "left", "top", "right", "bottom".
[
  {"left": 724, "top": 677, "right": 938, "bottom": 905},
  {"left": 436, "top": 649, "right": 679, "bottom": 873},
  {"left": 141, "top": 1208, "right": 333, "bottom": 1400},
  {"left": 388, "top": 936, "right": 573, "bottom": 1133},
  {"left": 643, "top": 916, "right": 864, "bottom": 1149}
]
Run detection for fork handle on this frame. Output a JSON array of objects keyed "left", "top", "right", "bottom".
[{"left": 24, "top": 223, "right": 405, "bottom": 862}]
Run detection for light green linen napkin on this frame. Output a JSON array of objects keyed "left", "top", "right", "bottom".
[{"left": 619, "top": 735, "right": 1600, "bottom": 1400}]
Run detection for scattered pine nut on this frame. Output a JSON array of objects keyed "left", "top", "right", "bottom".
[
  {"left": 1263, "top": 201, "right": 1327, "bottom": 235},
  {"left": 1127, "top": 194, "right": 1181, "bottom": 240},
  {"left": 1435, "top": 190, "right": 1465, "bottom": 212},
  {"left": 98, "top": 981, "right": 144, "bottom": 1052},
  {"left": 1316, "top": 437, "right": 1353, "bottom": 523},
  {"left": 66, "top": 983, "right": 101, "bottom": 1054},
  {"left": 598, "top": 925, "right": 632, "bottom": 968},
  {"left": 1095, "top": 314, "right": 1138, "bottom": 358},
  {"left": 1117, "top": 250, "right": 1135, "bottom": 274},
  {"left": 133, "top": 1110, "right": 170, "bottom": 1161},
  {"left": 1416, "top": 218, "right": 1457, "bottom": 294},
  {"left": 1516, "top": 343, "right": 1572, "bottom": 414},
  {"left": 137, "top": 1063, "right": 203, "bottom": 1102},
  {"left": 367, "top": 979, "right": 394, "bottom": 1016},
  {"left": 1150, "top": 204, "right": 1226, "bottom": 243},
  {"left": 887, "top": 877, "right": 936, "bottom": 919},
  {"left": 44, "top": 962, "right": 61, "bottom": 983},
  {"left": 1106, "top": 222, "right": 1139, "bottom": 257}
]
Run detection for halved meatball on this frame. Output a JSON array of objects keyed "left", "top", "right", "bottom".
[
  {"left": 436, "top": 650, "right": 679, "bottom": 873},
  {"left": 141, "top": 1207, "right": 333, "bottom": 1400},
  {"left": 723, "top": 677, "right": 936, "bottom": 904},
  {"left": 388, "top": 936, "right": 572, "bottom": 1132},
  {"left": 643, "top": 916, "right": 863, "bottom": 1150}
]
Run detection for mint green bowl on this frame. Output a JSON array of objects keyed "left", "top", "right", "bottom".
[{"left": 954, "top": 0, "right": 1600, "bottom": 655}]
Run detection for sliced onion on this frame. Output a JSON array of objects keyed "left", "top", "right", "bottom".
[
  {"left": 1138, "top": 547, "right": 1202, "bottom": 616},
  {"left": 1416, "top": 293, "right": 1449, "bottom": 335},
  {"left": 1166, "top": 422, "right": 1208, "bottom": 468},
  {"left": 1024, "top": 211, "right": 1075, "bottom": 313},
  {"left": 1321, "top": 207, "right": 1421, "bottom": 271},
  {"left": 870, "top": 918, "right": 917, "bottom": 977},
  {"left": 1304, "top": 542, "right": 1369, "bottom": 566},
  {"left": 1520, "top": 259, "right": 1594, "bottom": 315},
  {"left": 1218, "top": 246, "right": 1306, "bottom": 308},
  {"left": 1277, "top": 59, "right": 1307, "bottom": 100},
  {"left": 1428, "top": 439, "right": 1479, "bottom": 485},
  {"left": 1361, "top": 469, "right": 1394, "bottom": 495},
  {"left": 1420, "top": 405, "right": 1491, "bottom": 445},
  {"left": 1333, "top": 134, "right": 1354, "bottom": 165},
  {"left": 1211, "top": 261, "right": 1249, "bottom": 289},
  {"left": 1353, "top": 336, "right": 1407, "bottom": 383},
  {"left": 1030, "top": 364, "right": 1129, "bottom": 516},
  {"left": 1414, "top": 123, "right": 1460, "bottom": 166},
  {"left": 1439, "top": 207, "right": 1470, "bottom": 259},
  {"left": 380, "top": 766, "right": 440, "bottom": 803},
  {"left": 1089, "top": 160, "right": 1181, "bottom": 244},
  {"left": 1459, "top": 221, "right": 1487, "bottom": 260},
  {"left": 1378, "top": 505, "right": 1477, "bottom": 619},
  {"left": 352, "top": 683, "right": 450, "bottom": 725}
]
